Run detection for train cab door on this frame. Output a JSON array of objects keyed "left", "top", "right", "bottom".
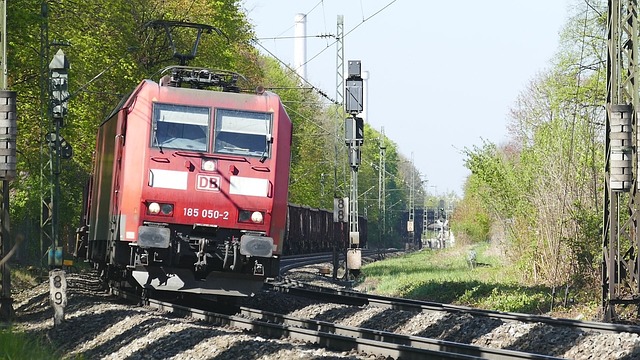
[
  {"left": 107, "top": 113, "right": 128, "bottom": 265},
  {"left": 111, "top": 118, "right": 125, "bottom": 234}
]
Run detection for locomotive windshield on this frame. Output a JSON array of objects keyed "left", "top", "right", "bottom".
[
  {"left": 214, "top": 109, "right": 272, "bottom": 158},
  {"left": 152, "top": 103, "right": 210, "bottom": 151}
]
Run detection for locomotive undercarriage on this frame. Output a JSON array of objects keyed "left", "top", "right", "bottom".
[{"left": 122, "top": 223, "right": 278, "bottom": 296}]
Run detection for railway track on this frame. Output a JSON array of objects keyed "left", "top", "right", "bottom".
[
  {"left": 14, "top": 266, "right": 638, "bottom": 358},
  {"left": 62, "top": 253, "right": 640, "bottom": 359},
  {"left": 279, "top": 249, "right": 398, "bottom": 275},
  {"left": 267, "top": 279, "right": 640, "bottom": 336},
  {"left": 114, "top": 286, "right": 562, "bottom": 360}
]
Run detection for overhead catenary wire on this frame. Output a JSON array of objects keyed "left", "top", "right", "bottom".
[
  {"left": 296, "top": 0, "right": 398, "bottom": 74},
  {"left": 252, "top": 40, "right": 338, "bottom": 105},
  {"left": 250, "top": 0, "right": 397, "bottom": 103}
]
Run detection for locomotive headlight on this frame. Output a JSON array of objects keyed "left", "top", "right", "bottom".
[
  {"left": 161, "top": 203, "right": 174, "bottom": 215},
  {"left": 202, "top": 159, "right": 216, "bottom": 171},
  {"left": 251, "top": 211, "right": 263, "bottom": 224},
  {"left": 147, "top": 202, "right": 173, "bottom": 216},
  {"left": 148, "top": 202, "right": 161, "bottom": 215},
  {"left": 238, "top": 210, "right": 265, "bottom": 224}
]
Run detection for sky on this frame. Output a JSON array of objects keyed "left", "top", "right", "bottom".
[{"left": 241, "top": 0, "right": 572, "bottom": 196}]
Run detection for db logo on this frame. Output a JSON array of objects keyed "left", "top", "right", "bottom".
[{"left": 196, "top": 174, "right": 220, "bottom": 191}]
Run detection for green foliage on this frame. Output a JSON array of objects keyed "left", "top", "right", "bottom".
[
  {"left": 450, "top": 182, "right": 491, "bottom": 245},
  {"left": 565, "top": 200, "right": 601, "bottom": 289},
  {"left": 459, "top": 2, "right": 606, "bottom": 290},
  {"left": 462, "top": 140, "right": 531, "bottom": 221},
  {"left": 459, "top": 286, "right": 550, "bottom": 313}
]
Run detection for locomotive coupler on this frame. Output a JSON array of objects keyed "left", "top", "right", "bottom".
[
  {"left": 223, "top": 238, "right": 241, "bottom": 271},
  {"left": 231, "top": 239, "right": 240, "bottom": 270},
  {"left": 194, "top": 238, "right": 208, "bottom": 271}
]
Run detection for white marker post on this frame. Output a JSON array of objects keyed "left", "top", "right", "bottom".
[{"left": 49, "top": 268, "right": 67, "bottom": 326}]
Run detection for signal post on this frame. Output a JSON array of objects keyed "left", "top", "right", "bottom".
[
  {"left": 47, "top": 48, "right": 70, "bottom": 326},
  {"left": 344, "top": 60, "right": 364, "bottom": 279}
]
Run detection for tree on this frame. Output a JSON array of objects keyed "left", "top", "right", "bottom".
[
  {"left": 7, "top": 0, "right": 259, "bottom": 262},
  {"left": 460, "top": 0, "right": 606, "bottom": 298}
]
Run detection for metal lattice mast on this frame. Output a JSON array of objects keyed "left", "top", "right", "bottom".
[
  {"left": 378, "top": 127, "right": 386, "bottom": 245},
  {"left": 603, "top": 0, "right": 640, "bottom": 321},
  {"left": 0, "top": 0, "right": 12, "bottom": 321},
  {"left": 333, "top": 15, "right": 344, "bottom": 197},
  {"left": 335, "top": 15, "right": 344, "bottom": 106},
  {"left": 408, "top": 153, "right": 415, "bottom": 248},
  {"left": 40, "top": 1, "right": 52, "bottom": 269}
]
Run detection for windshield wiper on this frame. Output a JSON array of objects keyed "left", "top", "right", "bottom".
[{"left": 259, "top": 134, "right": 272, "bottom": 163}]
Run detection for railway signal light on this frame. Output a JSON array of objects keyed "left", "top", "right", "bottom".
[
  {"left": 345, "top": 60, "right": 363, "bottom": 115},
  {"left": 333, "top": 197, "right": 348, "bottom": 223},
  {"left": 49, "top": 49, "right": 69, "bottom": 127},
  {"left": 345, "top": 116, "right": 364, "bottom": 145},
  {"left": 45, "top": 132, "right": 72, "bottom": 160},
  {"left": 348, "top": 146, "right": 361, "bottom": 168}
]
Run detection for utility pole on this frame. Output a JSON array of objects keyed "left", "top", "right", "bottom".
[
  {"left": 39, "top": 4, "right": 68, "bottom": 325},
  {"left": 0, "top": 0, "right": 16, "bottom": 321},
  {"left": 335, "top": 15, "right": 344, "bottom": 108},
  {"left": 40, "top": 0, "right": 52, "bottom": 271},
  {"left": 38, "top": 1, "right": 70, "bottom": 326},
  {"left": 603, "top": 0, "right": 640, "bottom": 321}
]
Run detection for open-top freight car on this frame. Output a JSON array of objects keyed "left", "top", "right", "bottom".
[{"left": 284, "top": 204, "right": 367, "bottom": 256}]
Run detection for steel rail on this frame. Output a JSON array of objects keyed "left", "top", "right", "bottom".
[
  {"left": 268, "top": 280, "right": 640, "bottom": 335},
  {"left": 235, "top": 306, "right": 562, "bottom": 360},
  {"left": 279, "top": 249, "right": 392, "bottom": 274}
]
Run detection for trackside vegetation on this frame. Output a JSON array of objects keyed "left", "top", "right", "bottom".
[
  {"left": 0, "top": 327, "right": 73, "bottom": 360},
  {"left": 451, "top": 1, "right": 608, "bottom": 314},
  {"left": 358, "top": 243, "right": 598, "bottom": 317}
]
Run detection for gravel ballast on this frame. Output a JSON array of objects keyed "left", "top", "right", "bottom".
[{"left": 8, "top": 267, "right": 640, "bottom": 359}]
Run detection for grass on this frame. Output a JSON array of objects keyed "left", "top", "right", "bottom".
[
  {"left": 10, "top": 266, "right": 42, "bottom": 290},
  {"left": 0, "top": 327, "right": 63, "bottom": 360},
  {"left": 358, "top": 242, "right": 561, "bottom": 314}
]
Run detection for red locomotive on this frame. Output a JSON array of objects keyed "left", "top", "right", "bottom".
[{"left": 77, "top": 65, "right": 292, "bottom": 297}]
